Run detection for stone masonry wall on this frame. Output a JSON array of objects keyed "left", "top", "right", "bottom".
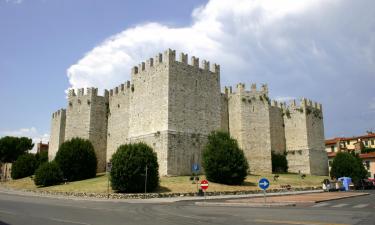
[
  {"left": 228, "top": 83, "right": 272, "bottom": 174},
  {"left": 284, "top": 99, "right": 328, "bottom": 175},
  {"left": 220, "top": 94, "right": 229, "bottom": 132},
  {"left": 106, "top": 82, "right": 131, "bottom": 162},
  {"left": 65, "top": 88, "right": 108, "bottom": 172},
  {"left": 167, "top": 50, "right": 221, "bottom": 175},
  {"left": 269, "top": 103, "right": 286, "bottom": 155},
  {"left": 49, "top": 109, "right": 66, "bottom": 161}
]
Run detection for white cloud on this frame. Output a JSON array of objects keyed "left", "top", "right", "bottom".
[
  {"left": 5, "top": 0, "right": 23, "bottom": 4},
  {"left": 66, "top": 0, "right": 375, "bottom": 137},
  {"left": 0, "top": 127, "right": 49, "bottom": 153}
]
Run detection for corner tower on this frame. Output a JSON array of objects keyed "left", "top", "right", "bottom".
[
  {"left": 49, "top": 109, "right": 66, "bottom": 161},
  {"left": 284, "top": 98, "right": 328, "bottom": 175},
  {"left": 127, "top": 49, "right": 221, "bottom": 175}
]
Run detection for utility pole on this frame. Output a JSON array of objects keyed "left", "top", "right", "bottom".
[{"left": 144, "top": 165, "right": 148, "bottom": 194}]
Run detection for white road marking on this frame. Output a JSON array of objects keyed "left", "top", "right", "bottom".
[
  {"left": 0, "top": 209, "right": 17, "bottom": 215},
  {"left": 331, "top": 204, "right": 349, "bottom": 208},
  {"left": 352, "top": 204, "right": 369, "bottom": 208},
  {"left": 312, "top": 203, "right": 330, "bottom": 207},
  {"left": 49, "top": 217, "right": 90, "bottom": 225}
]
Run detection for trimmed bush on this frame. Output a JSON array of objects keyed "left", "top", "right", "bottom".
[
  {"left": 202, "top": 131, "right": 249, "bottom": 185},
  {"left": 110, "top": 143, "right": 159, "bottom": 193},
  {"left": 330, "top": 152, "right": 367, "bottom": 183},
  {"left": 34, "top": 161, "right": 63, "bottom": 187},
  {"left": 55, "top": 138, "right": 97, "bottom": 181},
  {"left": 11, "top": 153, "right": 37, "bottom": 179},
  {"left": 271, "top": 151, "right": 288, "bottom": 173},
  {"left": 35, "top": 151, "right": 48, "bottom": 168}
]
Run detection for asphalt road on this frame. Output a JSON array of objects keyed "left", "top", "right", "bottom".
[{"left": 0, "top": 190, "right": 374, "bottom": 225}]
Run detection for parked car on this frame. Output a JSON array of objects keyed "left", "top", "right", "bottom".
[
  {"left": 354, "top": 179, "right": 375, "bottom": 190},
  {"left": 368, "top": 178, "right": 375, "bottom": 186}
]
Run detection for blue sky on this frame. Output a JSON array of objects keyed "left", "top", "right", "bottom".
[{"left": 1, "top": 0, "right": 374, "bottom": 145}]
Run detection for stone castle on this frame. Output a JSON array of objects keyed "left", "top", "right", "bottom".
[{"left": 49, "top": 49, "right": 328, "bottom": 176}]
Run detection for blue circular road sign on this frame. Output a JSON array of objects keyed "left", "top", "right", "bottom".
[{"left": 258, "top": 178, "right": 270, "bottom": 190}]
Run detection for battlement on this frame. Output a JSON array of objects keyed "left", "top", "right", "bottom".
[
  {"left": 225, "top": 83, "right": 269, "bottom": 95},
  {"left": 68, "top": 87, "right": 109, "bottom": 99},
  {"left": 131, "top": 49, "right": 220, "bottom": 75},
  {"left": 109, "top": 81, "right": 131, "bottom": 97},
  {"left": 52, "top": 108, "right": 66, "bottom": 119},
  {"left": 285, "top": 98, "right": 322, "bottom": 111}
]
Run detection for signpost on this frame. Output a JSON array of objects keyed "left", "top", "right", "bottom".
[
  {"left": 106, "top": 162, "right": 112, "bottom": 199},
  {"left": 258, "top": 177, "right": 270, "bottom": 204},
  {"left": 192, "top": 163, "right": 200, "bottom": 173},
  {"left": 200, "top": 179, "right": 209, "bottom": 200},
  {"left": 200, "top": 179, "right": 209, "bottom": 190}
]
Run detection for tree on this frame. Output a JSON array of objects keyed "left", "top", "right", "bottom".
[
  {"left": 54, "top": 138, "right": 97, "bottom": 181},
  {"left": 202, "top": 131, "right": 249, "bottom": 185},
  {"left": 0, "top": 136, "right": 34, "bottom": 163},
  {"left": 11, "top": 153, "right": 37, "bottom": 179},
  {"left": 34, "top": 161, "right": 63, "bottom": 187},
  {"left": 35, "top": 151, "right": 48, "bottom": 168},
  {"left": 361, "top": 147, "right": 375, "bottom": 154},
  {"left": 330, "top": 152, "right": 367, "bottom": 183},
  {"left": 271, "top": 151, "right": 288, "bottom": 173},
  {"left": 110, "top": 143, "right": 159, "bottom": 193},
  {"left": 0, "top": 136, "right": 34, "bottom": 180}
]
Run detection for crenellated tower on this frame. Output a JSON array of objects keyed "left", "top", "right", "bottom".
[
  {"left": 126, "top": 49, "right": 221, "bottom": 175},
  {"left": 283, "top": 98, "right": 328, "bottom": 175},
  {"left": 106, "top": 81, "right": 131, "bottom": 162},
  {"left": 49, "top": 109, "right": 66, "bottom": 161},
  {"left": 227, "top": 83, "right": 273, "bottom": 174},
  {"left": 64, "top": 87, "right": 109, "bottom": 172}
]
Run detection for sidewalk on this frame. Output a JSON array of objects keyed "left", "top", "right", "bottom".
[{"left": 195, "top": 191, "right": 369, "bottom": 207}]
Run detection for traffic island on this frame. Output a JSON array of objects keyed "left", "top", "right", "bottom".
[{"left": 195, "top": 202, "right": 296, "bottom": 207}]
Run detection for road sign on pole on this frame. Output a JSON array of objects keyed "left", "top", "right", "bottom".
[
  {"left": 200, "top": 180, "right": 209, "bottom": 190},
  {"left": 192, "top": 163, "right": 200, "bottom": 173},
  {"left": 258, "top": 178, "right": 270, "bottom": 204},
  {"left": 258, "top": 178, "right": 270, "bottom": 190}
]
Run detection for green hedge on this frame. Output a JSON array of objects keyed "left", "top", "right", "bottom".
[
  {"left": 110, "top": 143, "right": 159, "bottom": 193},
  {"left": 34, "top": 161, "right": 63, "bottom": 187},
  {"left": 11, "top": 153, "right": 37, "bottom": 179},
  {"left": 202, "top": 131, "right": 249, "bottom": 185},
  {"left": 55, "top": 138, "right": 97, "bottom": 181}
]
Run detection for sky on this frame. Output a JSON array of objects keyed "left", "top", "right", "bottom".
[{"left": 0, "top": 0, "right": 374, "bottom": 148}]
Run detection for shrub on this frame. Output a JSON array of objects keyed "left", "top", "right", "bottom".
[
  {"left": 202, "top": 131, "right": 249, "bottom": 185},
  {"left": 271, "top": 151, "right": 288, "bottom": 173},
  {"left": 11, "top": 153, "right": 37, "bottom": 179},
  {"left": 35, "top": 151, "right": 48, "bottom": 168},
  {"left": 55, "top": 138, "right": 97, "bottom": 181},
  {"left": 330, "top": 152, "right": 367, "bottom": 183},
  {"left": 110, "top": 143, "right": 159, "bottom": 193},
  {"left": 34, "top": 161, "right": 63, "bottom": 187}
]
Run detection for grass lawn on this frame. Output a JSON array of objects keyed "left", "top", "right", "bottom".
[{"left": 0, "top": 173, "right": 327, "bottom": 194}]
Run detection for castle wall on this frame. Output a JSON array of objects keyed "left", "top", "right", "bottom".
[
  {"left": 128, "top": 52, "right": 169, "bottom": 137},
  {"left": 65, "top": 88, "right": 108, "bottom": 172},
  {"left": 168, "top": 52, "right": 221, "bottom": 134},
  {"left": 106, "top": 82, "right": 131, "bottom": 162},
  {"left": 50, "top": 49, "right": 327, "bottom": 177},
  {"left": 220, "top": 94, "right": 229, "bottom": 132},
  {"left": 269, "top": 103, "right": 286, "bottom": 154},
  {"left": 284, "top": 99, "right": 328, "bottom": 175},
  {"left": 49, "top": 109, "right": 66, "bottom": 161},
  {"left": 228, "top": 83, "right": 272, "bottom": 174}
]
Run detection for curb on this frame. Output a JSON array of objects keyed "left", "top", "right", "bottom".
[
  {"left": 195, "top": 202, "right": 296, "bottom": 207},
  {"left": 0, "top": 186, "right": 322, "bottom": 200},
  {"left": 314, "top": 192, "right": 370, "bottom": 203}
]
